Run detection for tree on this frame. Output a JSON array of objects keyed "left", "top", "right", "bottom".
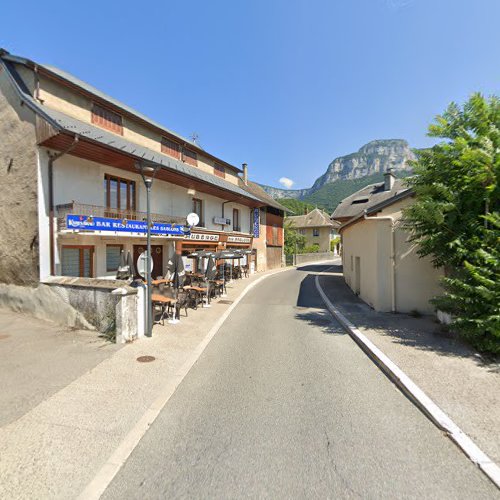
[
  {"left": 284, "top": 220, "right": 306, "bottom": 256},
  {"left": 403, "top": 93, "right": 500, "bottom": 353}
]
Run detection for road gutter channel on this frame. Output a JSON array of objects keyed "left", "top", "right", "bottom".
[
  {"left": 78, "top": 264, "right": 298, "bottom": 500},
  {"left": 314, "top": 272, "right": 500, "bottom": 490}
]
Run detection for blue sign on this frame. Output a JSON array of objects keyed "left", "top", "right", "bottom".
[
  {"left": 66, "top": 215, "right": 189, "bottom": 236},
  {"left": 253, "top": 208, "right": 260, "bottom": 238}
]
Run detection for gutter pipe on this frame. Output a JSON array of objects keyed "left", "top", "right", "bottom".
[
  {"left": 48, "top": 136, "right": 79, "bottom": 276},
  {"left": 363, "top": 211, "right": 396, "bottom": 313}
]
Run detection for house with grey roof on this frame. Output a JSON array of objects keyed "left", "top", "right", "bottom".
[
  {"left": 335, "top": 170, "right": 442, "bottom": 314},
  {"left": 332, "top": 171, "right": 410, "bottom": 223},
  {"left": 287, "top": 208, "right": 339, "bottom": 253}
]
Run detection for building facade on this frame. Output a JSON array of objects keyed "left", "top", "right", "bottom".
[
  {"left": 0, "top": 49, "right": 284, "bottom": 286},
  {"left": 287, "top": 208, "right": 337, "bottom": 253},
  {"left": 338, "top": 174, "right": 442, "bottom": 314}
]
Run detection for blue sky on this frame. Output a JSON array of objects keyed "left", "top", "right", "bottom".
[{"left": 2, "top": 0, "right": 500, "bottom": 189}]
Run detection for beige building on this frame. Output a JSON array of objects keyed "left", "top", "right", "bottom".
[
  {"left": 0, "top": 48, "right": 286, "bottom": 286},
  {"left": 336, "top": 172, "right": 442, "bottom": 314},
  {"left": 287, "top": 208, "right": 338, "bottom": 253}
]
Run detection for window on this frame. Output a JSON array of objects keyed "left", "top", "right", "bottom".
[
  {"left": 183, "top": 148, "right": 197, "bottom": 167},
  {"left": 161, "top": 137, "right": 181, "bottom": 159},
  {"left": 106, "top": 245, "right": 123, "bottom": 272},
  {"left": 193, "top": 198, "right": 204, "bottom": 226},
  {"left": 233, "top": 209, "right": 240, "bottom": 232},
  {"left": 298, "top": 229, "right": 306, "bottom": 235},
  {"left": 91, "top": 103, "right": 123, "bottom": 134},
  {"left": 104, "top": 174, "right": 136, "bottom": 215},
  {"left": 214, "top": 164, "right": 225, "bottom": 178},
  {"left": 313, "top": 228, "right": 320, "bottom": 237},
  {"left": 61, "top": 246, "right": 94, "bottom": 277}
]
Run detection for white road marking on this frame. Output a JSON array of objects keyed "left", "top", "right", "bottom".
[{"left": 315, "top": 272, "right": 500, "bottom": 490}]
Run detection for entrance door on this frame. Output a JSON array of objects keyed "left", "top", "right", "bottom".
[{"left": 133, "top": 245, "right": 163, "bottom": 279}]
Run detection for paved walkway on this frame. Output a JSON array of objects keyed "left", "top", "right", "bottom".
[
  {"left": 318, "top": 261, "right": 500, "bottom": 467},
  {"left": 0, "top": 309, "right": 120, "bottom": 427},
  {"left": 0, "top": 270, "right": 280, "bottom": 499}
]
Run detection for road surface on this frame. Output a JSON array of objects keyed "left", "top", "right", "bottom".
[{"left": 102, "top": 264, "right": 497, "bottom": 499}]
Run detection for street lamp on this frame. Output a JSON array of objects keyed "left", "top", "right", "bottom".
[{"left": 135, "top": 161, "right": 160, "bottom": 337}]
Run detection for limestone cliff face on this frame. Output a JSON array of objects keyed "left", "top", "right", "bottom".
[{"left": 261, "top": 139, "right": 415, "bottom": 200}]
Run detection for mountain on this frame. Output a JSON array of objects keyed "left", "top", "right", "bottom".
[
  {"left": 260, "top": 139, "right": 416, "bottom": 204},
  {"left": 275, "top": 198, "right": 316, "bottom": 215}
]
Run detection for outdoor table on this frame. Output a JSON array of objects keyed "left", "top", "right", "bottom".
[
  {"left": 151, "top": 279, "right": 171, "bottom": 286},
  {"left": 183, "top": 285, "right": 209, "bottom": 307},
  {"left": 151, "top": 294, "right": 176, "bottom": 325}
]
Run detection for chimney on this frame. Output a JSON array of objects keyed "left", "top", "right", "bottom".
[
  {"left": 242, "top": 163, "right": 248, "bottom": 185},
  {"left": 384, "top": 168, "right": 395, "bottom": 191}
]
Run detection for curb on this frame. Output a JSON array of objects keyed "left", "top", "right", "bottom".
[
  {"left": 314, "top": 274, "right": 500, "bottom": 490},
  {"left": 78, "top": 265, "right": 295, "bottom": 499}
]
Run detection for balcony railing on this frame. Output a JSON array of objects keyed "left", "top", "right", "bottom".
[{"left": 57, "top": 202, "right": 186, "bottom": 231}]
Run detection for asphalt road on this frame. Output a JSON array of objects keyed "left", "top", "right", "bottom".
[{"left": 103, "top": 264, "right": 497, "bottom": 499}]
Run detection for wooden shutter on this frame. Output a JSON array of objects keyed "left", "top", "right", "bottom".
[{"left": 91, "top": 103, "right": 123, "bottom": 134}]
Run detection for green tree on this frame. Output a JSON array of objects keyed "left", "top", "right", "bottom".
[
  {"left": 284, "top": 220, "right": 306, "bottom": 256},
  {"left": 403, "top": 93, "right": 500, "bottom": 353}
]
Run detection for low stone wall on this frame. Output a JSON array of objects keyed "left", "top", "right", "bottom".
[
  {"left": 44, "top": 277, "right": 139, "bottom": 343},
  {"left": 294, "top": 252, "right": 336, "bottom": 266},
  {"left": 0, "top": 283, "right": 95, "bottom": 331}
]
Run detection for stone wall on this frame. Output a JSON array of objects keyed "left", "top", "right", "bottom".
[
  {"left": 0, "top": 66, "right": 40, "bottom": 285},
  {"left": 45, "top": 277, "right": 139, "bottom": 342},
  {"left": 294, "top": 252, "right": 335, "bottom": 266}
]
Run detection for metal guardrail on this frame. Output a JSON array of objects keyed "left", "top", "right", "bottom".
[{"left": 56, "top": 202, "right": 185, "bottom": 231}]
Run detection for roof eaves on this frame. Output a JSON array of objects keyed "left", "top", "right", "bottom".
[
  {"left": 0, "top": 60, "right": 260, "bottom": 204},
  {"left": 1, "top": 49, "right": 242, "bottom": 174}
]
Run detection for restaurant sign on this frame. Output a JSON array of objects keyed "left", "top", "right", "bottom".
[
  {"left": 184, "top": 232, "right": 220, "bottom": 242},
  {"left": 66, "top": 215, "right": 188, "bottom": 236},
  {"left": 252, "top": 208, "right": 260, "bottom": 238},
  {"left": 227, "top": 236, "right": 252, "bottom": 243}
]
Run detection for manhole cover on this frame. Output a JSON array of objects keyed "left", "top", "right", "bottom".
[
  {"left": 136, "top": 355, "right": 156, "bottom": 363},
  {"left": 0, "top": 334, "right": 10, "bottom": 340},
  {"left": 218, "top": 300, "right": 233, "bottom": 305}
]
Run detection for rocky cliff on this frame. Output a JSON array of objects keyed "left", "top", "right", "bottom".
[{"left": 261, "top": 139, "right": 415, "bottom": 200}]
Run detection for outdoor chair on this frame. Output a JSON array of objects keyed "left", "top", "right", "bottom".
[{"left": 162, "top": 286, "right": 189, "bottom": 319}]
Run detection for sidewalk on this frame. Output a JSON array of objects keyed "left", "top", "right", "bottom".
[
  {"left": 0, "top": 268, "right": 288, "bottom": 499},
  {"left": 317, "top": 262, "right": 500, "bottom": 467}
]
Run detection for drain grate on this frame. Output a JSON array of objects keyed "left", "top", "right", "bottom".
[
  {"left": 136, "top": 355, "right": 156, "bottom": 363},
  {"left": 218, "top": 300, "right": 233, "bottom": 305}
]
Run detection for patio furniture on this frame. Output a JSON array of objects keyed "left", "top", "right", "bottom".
[{"left": 151, "top": 294, "right": 176, "bottom": 326}]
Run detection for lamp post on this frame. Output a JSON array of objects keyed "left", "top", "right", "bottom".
[{"left": 136, "top": 161, "right": 159, "bottom": 337}]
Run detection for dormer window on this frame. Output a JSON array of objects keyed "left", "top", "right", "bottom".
[
  {"left": 161, "top": 137, "right": 181, "bottom": 159},
  {"left": 91, "top": 103, "right": 123, "bottom": 135},
  {"left": 183, "top": 148, "right": 197, "bottom": 167},
  {"left": 214, "top": 164, "right": 225, "bottom": 178}
]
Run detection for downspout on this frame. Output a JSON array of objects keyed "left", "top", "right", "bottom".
[
  {"left": 363, "top": 211, "right": 396, "bottom": 313},
  {"left": 34, "top": 64, "right": 41, "bottom": 102},
  {"left": 48, "top": 136, "right": 79, "bottom": 276}
]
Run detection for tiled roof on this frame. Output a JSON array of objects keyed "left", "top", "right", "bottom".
[
  {"left": 332, "top": 178, "right": 410, "bottom": 221},
  {"left": 287, "top": 208, "right": 334, "bottom": 228}
]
